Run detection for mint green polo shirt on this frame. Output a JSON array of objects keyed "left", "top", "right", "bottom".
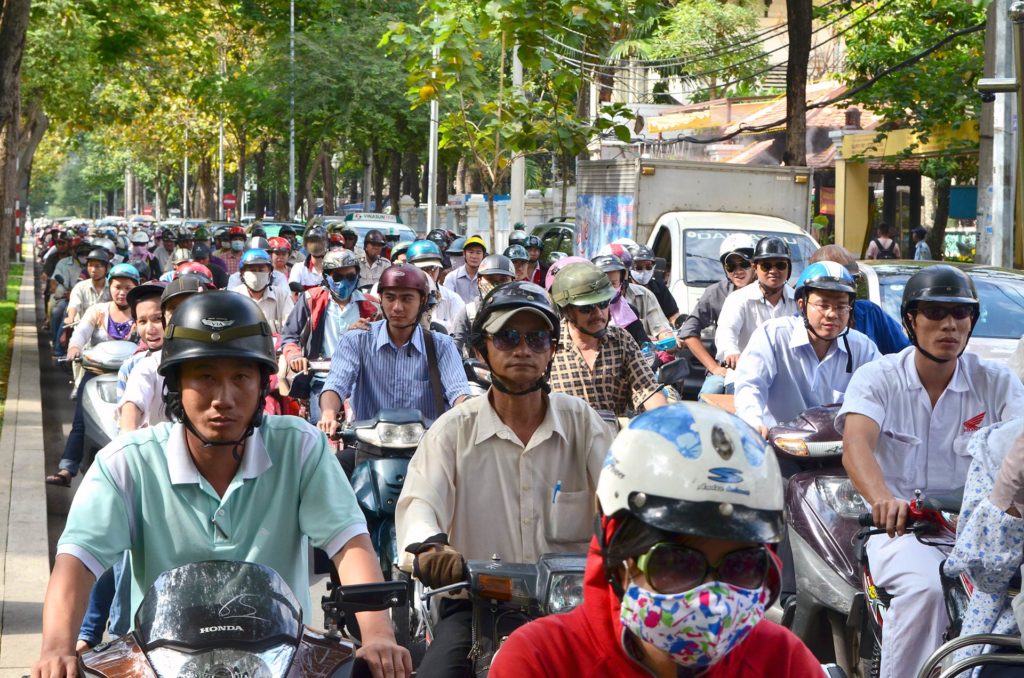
[{"left": 57, "top": 416, "right": 367, "bottom": 623}]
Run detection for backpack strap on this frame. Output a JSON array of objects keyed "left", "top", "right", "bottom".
[{"left": 421, "top": 329, "right": 446, "bottom": 416}]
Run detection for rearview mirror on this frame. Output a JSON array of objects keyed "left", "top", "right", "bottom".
[{"left": 658, "top": 358, "right": 690, "bottom": 386}]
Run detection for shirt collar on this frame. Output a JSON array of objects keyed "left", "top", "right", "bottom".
[
  {"left": 787, "top": 318, "right": 847, "bottom": 355},
  {"left": 901, "top": 348, "right": 969, "bottom": 393},
  {"left": 166, "top": 423, "right": 273, "bottom": 485},
  {"left": 372, "top": 319, "right": 424, "bottom": 353},
  {"left": 474, "top": 392, "right": 568, "bottom": 447}
]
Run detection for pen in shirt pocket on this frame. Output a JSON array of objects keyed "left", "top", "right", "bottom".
[{"left": 552, "top": 480, "right": 562, "bottom": 504}]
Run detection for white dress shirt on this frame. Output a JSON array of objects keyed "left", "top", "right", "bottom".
[
  {"left": 117, "top": 351, "right": 167, "bottom": 428},
  {"left": 229, "top": 282, "right": 295, "bottom": 334},
  {"left": 396, "top": 392, "right": 610, "bottom": 569},
  {"left": 734, "top": 316, "right": 881, "bottom": 429},
  {"left": 837, "top": 347, "right": 1024, "bottom": 499},
  {"left": 714, "top": 282, "right": 798, "bottom": 361},
  {"left": 432, "top": 285, "right": 466, "bottom": 335}
]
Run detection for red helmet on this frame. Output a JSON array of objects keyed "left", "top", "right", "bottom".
[
  {"left": 267, "top": 236, "right": 291, "bottom": 252},
  {"left": 228, "top": 226, "right": 246, "bottom": 237},
  {"left": 177, "top": 262, "right": 214, "bottom": 281},
  {"left": 378, "top": 263, "right": 430, "bottom": 299},
  {"left": 329, "top": 233, "right": 345, "bottom": 247}
]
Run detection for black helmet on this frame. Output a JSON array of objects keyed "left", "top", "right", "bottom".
[
  {"left": 591, "top": 254, "right": 627, "bottom": 274},
  {"left": 632, "top": 245, "right": 656, "bottom": 263},
  {"left": 469, "top": 281, "right": 560, "bottom": 396},
  {"left": 751, "top": 236, "right": 790, "bottom": 262},
  {"left": 508, "top": 231, "right": 527, "bottom": 246},
  {"left": 900, "top": 265, "right": 980, "bottom": 350},
  {"left": 85, "top": 248, "right": 111, "bottom": 265},
  {"left": 159, "top": 291, "right": 277, "bottom": 438},
  {"left": 523, "top": 235, "right": 543, "bottom": 250},
  {"left": 427, "top": 229, "right": 449, "bottom": 250},
  {"left": 304, "top": 226, "right": 327, "bottom": 244},
  {"left": 161, "top": 274, "right": 214, "bottom": 310},
  {"left": 279, "top": 225, "right": 296, "bottom": 237},
  {"left": 364, "top": 229, "right": 386, "bottom": 246},
  {"left": 126, "top": 281, "right": 167, "bottom": 319}
]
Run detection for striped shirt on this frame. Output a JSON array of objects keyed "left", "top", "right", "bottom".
[{"left": 321, "top": 320, "right": 470, "bottom": 421}]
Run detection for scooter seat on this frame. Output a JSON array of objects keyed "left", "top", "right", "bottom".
[{"left": 924, "top": 488, "right": 964, "bottom": 514}]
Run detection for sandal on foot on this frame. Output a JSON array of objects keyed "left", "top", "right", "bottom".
[{"left": 45, "top": 470, "right": 73, "bottom": 487}]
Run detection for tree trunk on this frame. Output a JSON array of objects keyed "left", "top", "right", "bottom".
[
  {"left": 0, "top": 0, "right": 31, "bottom": 291},
  {"left": 16, "top": 98, "right": 48, "bottom": 224},
  {"left": 254, "top": 143, "right": 267, "bottom": 220},
  {"left": 0, "top": 107, "right": 16, "bottom": 281},
  {"left": 389, "top": 149, "right": 402, "bottom": 214},
  {"left": 373, "top": 148, "right": 386, "bottom": 213},
  {"left": 297, "top": 142, "right": 313, "bottom": 219},
  {"left": 403, "top": 152, "right": 420, "bottom": 204},
  {"left": 437, "top": 162, "right": 449, "bottom": 205},
  {"left": 320, "top": 142, "right": 334, "bottom": 216},
  {"left": 930, "top": 178, "right": 951, "bottom": 261},
  {"left": 235, "top": 125, "right": 247, "bottom": 217},
  {"left": 783, "top": 0, "right": 812, "bottom": 166},
  {"left": 197, "top": 156, "right": 215, "bottom": 219}
]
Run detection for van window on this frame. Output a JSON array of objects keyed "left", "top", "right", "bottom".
[
  {"left": 683, "top": 230, "right": 817, "bottom": 287},
  {"left": 651, "top": 226, "right": 672, "bottom": 263}
]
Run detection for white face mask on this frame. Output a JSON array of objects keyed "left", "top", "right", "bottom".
[
  {"left": 242, "top": 270, "right": 271, "bottom": 292},
  {"left": 231, "top": 240, "right": 245, "bottom": 252},
  {"left": 631, "top": 269, "right": 654, "bottom": 285}
]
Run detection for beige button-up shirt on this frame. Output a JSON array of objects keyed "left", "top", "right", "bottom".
[{"left": 396, "top": 392, "right": 610, "bottom": 569}]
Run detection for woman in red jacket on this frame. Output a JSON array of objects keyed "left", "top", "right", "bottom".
[{"left": 490, "top": 402, "right": 823, "bottom": 677}]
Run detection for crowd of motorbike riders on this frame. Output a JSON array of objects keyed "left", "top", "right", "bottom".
[{"left": 26, "top": 216, "right": 1024, "bottom": 678}]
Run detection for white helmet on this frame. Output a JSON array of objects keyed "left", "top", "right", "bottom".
[
  {"left": 597, "top": 402, "right": 785, "bottom": 544},
  {"left": 718, "top": 233, "right": 759, "bottom": 264},
  {"left": 130, "top": 231, "right": 151, "bottom": 246},
  {"left": 92, "top": 237, "right": 116, "bottom": 257}
]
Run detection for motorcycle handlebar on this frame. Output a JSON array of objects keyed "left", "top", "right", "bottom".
[
  {"left": 420, "top": 581, "right": 470, "bottom": 600},
  {"left": 858, "top": 512, "right": 875, "bottom": 527}
]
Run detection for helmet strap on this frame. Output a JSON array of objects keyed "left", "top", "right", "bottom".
[{"left": 800, "top": 299, "right": 853, "bottom": 372}]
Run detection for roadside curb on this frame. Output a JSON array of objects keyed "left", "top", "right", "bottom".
[{"left": 0, "top": 251, "right": 48, "bottom": 674}]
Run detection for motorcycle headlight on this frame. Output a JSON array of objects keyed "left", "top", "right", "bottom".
[
  {"left": 97, "top": 380, "right": 118, "bottom": 404},
  {"left": 814, "top": 477, "right": 869, "bottom": 518},
  {"left": 774, "top": 437, "right": 843, "bottom": 458},
  {"left": 147, "top": 645, "right": 295, "bottom": 678},
  {"left": 357, "top": 422, "right": 426, "bottom": 449},
  {"left": 546, "top": 572, "right": 585, "bottom": 614}
]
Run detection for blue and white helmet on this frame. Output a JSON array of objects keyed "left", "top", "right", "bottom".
[
  {"left": 597, "top": 402, "right": 785, "bottom": 544},
  {"left": 794, "top": 261, "right": 856, "bottom": 300}
]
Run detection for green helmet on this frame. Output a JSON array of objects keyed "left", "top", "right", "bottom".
[{"left": 550, "top": 262, "right": 615, "bottom": 309}]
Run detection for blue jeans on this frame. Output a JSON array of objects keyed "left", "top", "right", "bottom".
[
  {"left": 698, "top": 373, "right": 734, "bottom": 397},
  {"left": 51, "top": 298, "right": 67, "bottom": 356},
  {"left": 58, "top": 371, "right": 96, "bottom": 476},
  {"left": 78, "top": 554, "right": 130, "bottom": 646},
  {"left": 308, "top": 375, "right": 327, "bottom": 425}
]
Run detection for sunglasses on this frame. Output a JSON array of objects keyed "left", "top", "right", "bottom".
[
  {"left": 572, "top": 299, "right": 611, "bottom": 314},
  {"left": 635, "top": 543, "right": 769, "bottom": 594},
  {"left": 724, "top": 259, "right": 752, "bottom": 273},
  {"left": 916, "top": 304, "right": 974, "bottom": 321},
  {"left": 487, "top": 328, "right": 553, "bottom": 353},
  {"left": 757, "top": 260, "right": 789, "bottom": 272},
  {"left": 329, "top": 272, "right": 359, "bottom": 283}
]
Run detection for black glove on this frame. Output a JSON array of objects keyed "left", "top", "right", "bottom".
[{"left": 406, "top": 535, "right": 465, "bottom": 588}]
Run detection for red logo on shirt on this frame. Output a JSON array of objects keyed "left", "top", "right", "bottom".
[{"left": 963, "top": 412, "right": 986, "bottom": 433}]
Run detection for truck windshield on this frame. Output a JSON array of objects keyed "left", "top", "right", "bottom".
[{"left": 683, "top": 230, "right": 818, "bottom": 287}]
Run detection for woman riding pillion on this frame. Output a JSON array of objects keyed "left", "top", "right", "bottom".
[
  {"left": 490, "top": 402, "right": 822, "bottom": 677},
  {"left": 46, "top": 263, "right": 140, "bottom": 486}
]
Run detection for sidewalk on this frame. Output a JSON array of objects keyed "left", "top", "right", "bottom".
[{"left": 0, "top": 254, "right": 49, "bottom": 677}]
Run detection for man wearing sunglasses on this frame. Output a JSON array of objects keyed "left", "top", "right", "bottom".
[
  {"left": 489, "top": 403, "right": 822, "bottom": 677},
  {"left": 734, "top": 262, "right": 880, "bottom": 438},
  {"left": 397, "top": 282, "right": 610, "bottom": 678},
  {"left": 548, "top": 262, "right": 667, "bottom": 416},
  {"left": 679, "top": 233, "right": 758, "bottom": 397},
  {"left": 840, "top": 265, "right": 1024, "bottom": 678},
  {"left": 715, "top": 236, "right": 798, "bottom": 376},
  {"left": 281, "top": 250, "right": 379, "bottom": 425}
]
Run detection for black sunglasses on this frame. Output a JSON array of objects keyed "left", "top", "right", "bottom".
[
  {"left": 757, "top": 260, "right": 790, "bottom": 272},
  {"left": 724, "top": 259, "right": 752, "bottom": 273},
  {"left": 487, "top": 328, "right": 553, "bottom": 353},
  {"left": 573, "top": 299, "right": 611, "bottom": 314},
  {"left": 329, "top": 272, "right": 359, "bottom": 283},
  {"left": 916, "top": 304, "right": 974, "bottom": 321},
  {"left": 635, "top": 543, "right": 769, "bottom": 594}
]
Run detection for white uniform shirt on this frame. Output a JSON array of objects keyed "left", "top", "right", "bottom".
[
  {"left": 714, "top": 282, "right": 798, "bottom": 361},
  {"left": 117, "top": 351, "right": 167, "bottom": 428},
  {"left": 358, "top": 255, "right": 389, "bottom": 288},
  {"left": 837, "top": 347, "right": 1024, "bottom": 499},
  {"left": 289, "top": 260, "right": 323, "bottom": 289},
  {"left": 396, "top": 392, "right": 610, "bottom": 569},
  {"left": 734, "top": 316, "right": 881, "bottom": 429},
  {"left": 226, "top": 270, "right": 289, "bottom": 292},
  {"left": 229, "top": 283, "right": 295, "bottom": 335}
]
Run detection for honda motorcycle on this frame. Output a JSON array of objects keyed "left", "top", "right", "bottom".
[{"left": 79, "top": 559, "right": 407, "bottom": 678}]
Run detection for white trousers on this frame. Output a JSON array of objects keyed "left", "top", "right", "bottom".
[{"left": 866, "top": 533, "right": 948, "bottom": 678}]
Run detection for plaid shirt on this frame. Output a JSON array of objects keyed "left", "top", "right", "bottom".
[{"left": 548, "top": 323, "right": 661, "bottom": 417}]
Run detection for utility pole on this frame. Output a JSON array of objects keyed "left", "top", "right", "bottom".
[
  {"left": 288, "top": 0, "right": 296, "bottom": 221},
  {"left": 510, "top": 45, "right": 525, "bottom": 232},
  {"left": 183, "top": 127, "right": 189, "bottom": 219},
  {"left": 426, "top": 45, "right": 440, "bottom": 232}
]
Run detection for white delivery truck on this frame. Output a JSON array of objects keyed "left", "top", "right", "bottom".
[{"left": 575, "top": 158, "right": 819, "bottom": 315}]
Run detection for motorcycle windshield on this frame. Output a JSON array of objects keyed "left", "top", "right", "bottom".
[{"left": 135, "top": 561, "right": 303, "bottom": 652}]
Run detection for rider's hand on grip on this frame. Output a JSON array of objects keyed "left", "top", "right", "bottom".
[
  {"left": 872, "top": 497, "right": 909, "bottom": 537},
  {"left": 991, "top": 434, "right": 1024, "bottom": 516},
  {"left": 317, "top": 412, "right": 339, "bottom": 438},
  {"left": 288, "top": 356, "right": 309, "bottom": 374},
  {"left": 409, "top": 543, "right": 465, "bottom": 589}
]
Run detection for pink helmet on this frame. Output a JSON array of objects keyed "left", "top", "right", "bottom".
[{"left": 544, "top": 255, "right": 589, "bottom": 291}]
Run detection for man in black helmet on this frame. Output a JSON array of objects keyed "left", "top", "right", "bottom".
[
  {"left": 397, "top": 282, "right": 610, "bottom": 678},
  {"left": 839, "top": 265, "right": 1024, "bottom": 678},
  {"left": 36, "top": 291, "right": 412, "bottom": 678}
]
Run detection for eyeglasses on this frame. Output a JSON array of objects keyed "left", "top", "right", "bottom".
[
  {"left": 487, "top": 328, "right": 553, "bottom": 353},
  {"left": 725, "top": 258, "right": 752, "bottom": 273},
  {"left": 635, "top": 543, "right": 769, "bottom": 594},
  {"left": 807, "top": 301, "right": 852, "bottom": 315},
  {"left": 572, "top": 299, "right": 611, "bottom": 314},
  {"left": 329, "top": 272, "right": 359, "bottom": 283},
  {"left": 917, "top": 304, "right": 974, "bottom": 321},
  {"left": 757, "top": 260, "right": 790, "bottom": 272}
]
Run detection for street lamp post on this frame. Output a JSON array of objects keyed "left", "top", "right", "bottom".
[
  {"left": 426, "top": 45, "right": 440, "bottom": 232},
  {"left": 288, "top": 0, "right": 296, "bottom": 222}
]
